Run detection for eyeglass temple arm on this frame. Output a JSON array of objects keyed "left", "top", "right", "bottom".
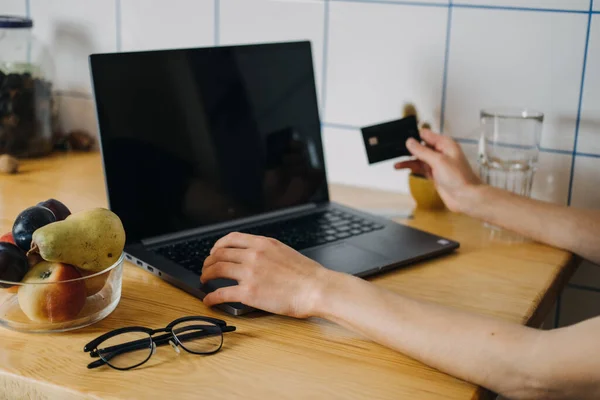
[{"left": 87, "top": 325, "right": 236, "bottom": 369}]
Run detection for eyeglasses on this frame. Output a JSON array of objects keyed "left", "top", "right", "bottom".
[{"left": 83, "top": 316, "right": 236, "bottom": 370}]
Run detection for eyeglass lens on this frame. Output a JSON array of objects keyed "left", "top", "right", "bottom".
[
  {"left": 97, "top": 331, "right": 153, "bottom": 369},
  {"left": 172, "top": 319, "right": 223, "bottom": 354}
]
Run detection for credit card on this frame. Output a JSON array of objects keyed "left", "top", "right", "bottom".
[{"left": 360, "top": 115, "right": 420, "bottom": 164}]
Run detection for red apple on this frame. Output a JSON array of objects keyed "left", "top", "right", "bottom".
[
  {"left": 78, "top": 267, "right": 110, "bottom": 297},
  {"left": 27, "top": 252, "right": 43, "bottom": 268},
  {"left": 18, "top": 261, "right": 86, "bottom": 323},
  {"left": 0, "top": 232, "right": 16, "bottom": 246}
]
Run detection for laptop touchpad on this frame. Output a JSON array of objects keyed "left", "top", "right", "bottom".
[{"left": 302, "top": 243, "right": 389, "bottom": 275}]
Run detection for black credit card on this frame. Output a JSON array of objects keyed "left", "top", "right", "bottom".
[{"left": 360, "top": 115, "right": 420, "bottom": 164}]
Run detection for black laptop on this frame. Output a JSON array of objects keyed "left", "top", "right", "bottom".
[{"left": 89, "top": 40, "right": 459, "bottom": 315}]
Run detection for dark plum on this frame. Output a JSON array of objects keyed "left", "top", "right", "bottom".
[
  {"left": 37, "top": 199, "right": 71, "bottom": 221},
  {"left": 12, "top": 206, "right": 56, "bottom": 251},
  {"left": 0, "top": 242, "right": 29, "bottom": 287}
]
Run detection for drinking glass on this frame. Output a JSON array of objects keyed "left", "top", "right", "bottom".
[{"left": 478, "top": 108, "right": 543, "bottom": 198}]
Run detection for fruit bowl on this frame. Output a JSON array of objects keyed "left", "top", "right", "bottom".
[{"left": 0, "top": 253, "right": 124, "bottom": 333}]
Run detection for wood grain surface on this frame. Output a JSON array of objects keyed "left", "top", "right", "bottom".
[{"left": 0, "top": 152, "right": 577, "bottom": 400}]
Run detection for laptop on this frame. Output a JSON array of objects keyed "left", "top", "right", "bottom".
[{"left": 89, "top": 40, "right": 459, "bottom": 316}]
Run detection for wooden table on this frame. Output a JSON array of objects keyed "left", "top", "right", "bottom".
[{"left": 0, "top": 152, "right": 577, "bottom": 400}]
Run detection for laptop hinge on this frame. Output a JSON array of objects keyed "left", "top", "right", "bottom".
[{"left": 142, "top": 203, "right": 320, "bottom": 247}]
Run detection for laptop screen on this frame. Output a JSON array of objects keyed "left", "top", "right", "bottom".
[{"left": 90, "top": 41, "right": 328, "bottom": 244}]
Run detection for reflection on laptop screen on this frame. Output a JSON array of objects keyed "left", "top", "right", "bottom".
[{"left": 90, "top": 41, "right": 328, "bottom": 244}]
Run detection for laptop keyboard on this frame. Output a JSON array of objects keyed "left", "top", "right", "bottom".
[{"left": 153, "top": 209, "right": 385, "bottom": 275}]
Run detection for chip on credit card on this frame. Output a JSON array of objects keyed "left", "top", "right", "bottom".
[{"left": 360, "top": 115, "right": 420, "bottom": 164}]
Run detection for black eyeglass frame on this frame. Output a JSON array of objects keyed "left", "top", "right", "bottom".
[{"left": 83, "top": 316, "right": 236, "bottom": 370}]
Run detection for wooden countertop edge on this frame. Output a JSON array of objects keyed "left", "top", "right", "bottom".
[
  {"left": 470, "top": 252, "right": 580, "bottom": 400},
  {"left": 524, "top": 253, "right": 581, "bottom": 329}
]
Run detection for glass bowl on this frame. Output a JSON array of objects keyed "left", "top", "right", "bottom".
[{"left": 0, "top": 253, "right": 124, "bottom": 333}]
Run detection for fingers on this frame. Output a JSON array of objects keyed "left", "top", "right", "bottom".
[
  {"left": 204, "top": 248, "right": 247, "bottom": 266},
  {"left": 211, "top": 232, "right": 264, "bottom": 254},
  {"left": 406, "top": 137, "right": 442, "bottom": 167},
  {"left": 394, "top": 159, "right": 427, "bottom": 175},
  {"left": 200, "top": 261, "right": 245, "bottom": 283},
  {"left": 203, "top": 286, "right": 245, "bottom": 307},
  {"left": 420, "top": 128, "right": 459, "bottom": 155},
  {"left": 395, "top": 160, "right": 433, "bottom": 179},
  {"left": 419, "top": 128, "right": 444, "bottom": 148}
]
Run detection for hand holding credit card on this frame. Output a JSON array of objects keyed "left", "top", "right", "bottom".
[{"left": 360, "top": 115, "right": 421, "bottom": 164}]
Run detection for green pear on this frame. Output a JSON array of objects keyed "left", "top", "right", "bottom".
[{"left": 29, "top": 208, "right": 126, "bottom": 272}]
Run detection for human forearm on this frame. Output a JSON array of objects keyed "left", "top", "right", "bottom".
[
  {"left": 205, "top": 232, "right": 600, "bottom": 398},
  {"left": 460, "top": 185, "right": 600, "bottom": 264},
  {"left": 397, "top": 132, "right": 600, "bottom": 263},
  {"left": 313, "top": 270, "right": 554, "bottom": 399}
]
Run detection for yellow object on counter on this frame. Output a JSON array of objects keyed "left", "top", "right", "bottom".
[{"left": 408, "top": 173, "right": 446, "bottom": 210}]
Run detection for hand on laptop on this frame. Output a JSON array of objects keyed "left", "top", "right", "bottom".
[
  {"left": 393, "top": 129, "right": 481, "bottom": 213},
  {"left": 201, "top": 232, "right": 331, "bottom": 318}
]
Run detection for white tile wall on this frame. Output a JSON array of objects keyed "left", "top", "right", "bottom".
[
  {"left": 53, "top": 93, "right": 99, "bottom": 142},
  {"left": 384, "top": 0, "right": 450, "bottom": 4},
  {"left": 1, "top": 0, "right": 25, "bottom": 15},
  {"left": 455, "top": 0, "right": 590, "bottom": 11},
  {"left": 29, "top": 0, "right": 117, "bottom": 92},
  {"left": 570, "top": 155, "right": 600, "bottom": 209},
  {"left": 594, "top": 1, "right": 600, "bottom": 12},
  {"left": 219, "top": 0, "right": 325, "bottom": 105},
  {"left": 578, "top": 15, "right": 600, "bottom": 155},
  {"left": 444, "top": 8, "right": 587, "bottom": 151},
  {"left": 322, "top": 125, "right": 410, "bottom": 193},
  {"left": 559, "top": 287, "right": 600, "bottom": 327},
  {"left": 121, "top": 0, "right": 214, "bottom": 52},
  {"left": 325, "top": 1, "right": 447, "bottom": 131}
]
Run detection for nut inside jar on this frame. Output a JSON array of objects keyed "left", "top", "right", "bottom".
[{"left": 0, "top": 66, "right": 54, "bottom": 158}]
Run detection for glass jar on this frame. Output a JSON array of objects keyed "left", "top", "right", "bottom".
[{"left": 0, "top": 16, "right": 54, "bottom": 157}]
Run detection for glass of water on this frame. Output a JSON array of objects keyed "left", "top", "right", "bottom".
[{"left": 478, "top": 108, "right": 543, "bottom": 198}]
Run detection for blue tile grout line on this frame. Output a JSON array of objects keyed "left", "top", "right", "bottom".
[
  {"left": 115, "top": 0, "right": 122, "bottom": 52},
  {"left": 320, "top": 0, "right": 331, "bottom": 119},
  {"left": 567, "top": 283, "right": 600, "bottom": 293},
  {"left": 214, "top": 0, "right": 220, "bottom": 46},
  {"left": 453, "top": 2, "right": 590, "bottom": 14},
  {"left": 329, "top": 0, "right": 448, "bottom": 8},
  {"left": 330, "top": 0, "right": 593, "bottom": 14},
  {"left": 567, "top": 0, "right": 594, "bottom": 206},
  {"left": 25, "top": 0, "right": 31, "bottom": 63},
  {"left": 454, "top": 138, "right": 573, "bottom": 155},
  {"left": 439, "top": 0, "right": 453, "bottom": 133},
  {"left": 322, "top": 122, "right": 358, "bottom": 131},
  {"left": 454, "top": 138, "right": 574, "bottom": 155},
  {"left": 574, "top": 151, "right": 600, "bottom": 159},
  {"left": 322, "top": 123, "right": 600, "bottom": 159}
]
